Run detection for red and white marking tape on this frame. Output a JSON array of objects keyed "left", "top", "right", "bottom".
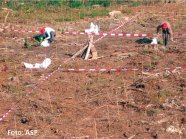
[
  {"left": 2, "top": 27, "right": 150, "bottom": 37},
  {"left": 0, "top": 65, "right": 56, "bottom": 122},
  {"left": 10, "top": 29, "right": 39, "bottom": 33},
  {"left": 5, "top": 36, "right": 31, "bottom": 42},
  {"left": 0, "top": 107, "right": 14, "bottom": 122},
  {"left": 1, "top": 65, "right": 185, "bottom": 122},
  {"left": 60, "top": 68, "right": 139, "bottom": 72},
  {"left": 39, "top": 65, "right": 62, "bottom": 81},
  {"left": 60, "top": 66, "right": 186, "bottom": 72},
  {"left": 62, "top": 32, "right": 150, "bottom": 37},
  {"left": 38, "top": 65, "right": 186, "bottom": 82}
]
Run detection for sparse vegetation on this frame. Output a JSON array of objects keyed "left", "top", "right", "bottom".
[
  {"left": 0, "top": 2, "right": 185, "bottom": 139},
  {"left": 157, "top": 91, "right": 172, "bottom": 102}
]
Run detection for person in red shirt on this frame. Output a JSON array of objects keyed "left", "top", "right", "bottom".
[{"left": 157, "top": 21, "right": 173, "bottom": 47}]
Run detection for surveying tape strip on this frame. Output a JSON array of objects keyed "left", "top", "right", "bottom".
[
  {"left": 2, "top": 27, "right": 150, "bottom": 38},
  {"left": 4, "top": 36, "right": 31, "bottom": 41},
  {"left": 38, "top": 65, "right": 62, "bottom": 81},
  {"left": 2, "top": 28, "right": 38, "bottom": 34},
  {"left": 62, "top": 32, "right": 150, "bottom": 37},
  {"left": 1, "top": 65, "right": 186, "bottom": 122},
  {"left": 4, "top": 27, "right": 150, "bottom": 37},
  {"left": 9, "top": 29, "right": 39, "bottom": 33},
  {"left": 60, "top": 66, "right": 186, "bottom": 72},
  {"left": 60, "top": 68, "right": 139, "bottom": 72},
  {"left": 0, "top": 67, "right": 59, "bottom": 122},
  {"left": 38, "top": 66, "right": 186, "bottom": 82},
  {"left": 0, "top": 107, "right": 14, "bottom": 122}
]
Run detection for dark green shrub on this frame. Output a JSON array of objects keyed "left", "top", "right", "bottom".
[
  {"left": 68, "top": 0, "right": 83, "bottom": 8},
  {"left": 116, "top": 0, "right": 128, "bottom": 4},
  {"left": 86, "top": 0, "right": 111, "bottom": 7},
  {"left": 130, "top": 1, "right": 141, "bottom": 7}
]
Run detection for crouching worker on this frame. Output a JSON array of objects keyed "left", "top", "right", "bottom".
[
  {"left": 156, "top": 21, "right": 173, "bottom": 47},
  {"left": 34, "top": 27, "right": 55, "bottom": 47}
]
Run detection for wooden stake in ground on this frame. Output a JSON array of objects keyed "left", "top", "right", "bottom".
[
  {"left": 66, "top": 12, "right": 140, "bottom": 63},
  {"left": 65, "top": 34, "right": 98, "bottom": 62},
  {"left": 84, "top": 35, "right": 92, "bottom": 60},
  {"left": 64, "top": 42, "right": 88, "bottom": 63},
  {"left": 83, "top": 34, "right": 97, "bottom": 60}
]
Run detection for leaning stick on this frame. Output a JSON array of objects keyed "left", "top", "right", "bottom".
[
  {"left": 85, "top": 35, "right": 93, "bottom": 60},
  {"left": 2, "top": 8, "right": 13, "bottom": 23},
  {"left": 65, "top": 12, "right": 141, "bottom": 63},
  {"left": 84, "top": 45, "right": 91, "bottom": 60},
  {"left": 64, "top": 43, "right": 88, "bottom": 63},
  {"left": 4, "top": 11, "right": 10, "bottom": 23}
]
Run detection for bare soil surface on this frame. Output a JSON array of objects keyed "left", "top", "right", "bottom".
[{"left": 0, "top": 4, "right": 186, "bottom": 139}]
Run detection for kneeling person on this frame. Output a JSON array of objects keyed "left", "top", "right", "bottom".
[
  {"left": 40, "top": 27, "right": 55, "bottom": 43},
  {"left": 34, "top": 27, "right": 55, "bottom": 47}
]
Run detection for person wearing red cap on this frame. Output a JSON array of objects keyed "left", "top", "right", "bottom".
[
  {"left": 39, "top": 27, "right": 55, "bottom": 43},
  {"left": 156, "top": 21, "right": 173, "bottom": 47},
  {"left": 33, "top": 27, "right": 55, "bottom": 47}
]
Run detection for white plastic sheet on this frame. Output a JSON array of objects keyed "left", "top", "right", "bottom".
[
  {"left": 41, "top": 40, "right": 50, "bottom": 47},
  {"left": 40, "top": 58, "right": 51, "bottom": 69},
  {"left": 85, "top": 22, "right": 99, "bottom": 35},
  {"left": 24, "top": 58, "right": 51, "bottom": 69},
  {"left": 151, "top": 38, "right": 158, "bottom": 45}
]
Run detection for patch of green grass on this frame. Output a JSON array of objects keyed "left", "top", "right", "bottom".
[
  {"left": 79, "top": 9, "right": 108, "bottom": 19},
  {"left": 157, "top": 91, "right": 171, "bottom": 102},
  {"left": 68, "top": 0, "right": 83, "bottom": 8},
  {"left": 90, "top": 10, "right": 108, "bottom": 17},
  {"left": 150, "top": 90, "right": 172, "bottom": 103},
  {"left": 6, "top": 84, "right": 23, "bottom": 96},
  {"left": 152, "top": 55, "right": 160, "bottom": 61},
  {"left": 33, "top": 72, "right": 42, "bottom": 77},
  {"left": 24, "top": 39, "right": 33, "bottom": 49},
  {"left": 31, "top": 92, "right": 36, "bottom": 97},
  {"left": 143, "top": 61, "right": 152, "bottom": 70},
  {"left": 38, "top": 16, "right": 53, "bottom": 23},
  {"left": 86, "top": 76, "right": 110, "bottom": 89},
  {"left": 121, "top": 8, "right": 132, "bottom": 15},
  {"left": 174, "top": 22, "right": 183, "bottom": 30},
  {"left": 55, "top": 17, "right": 65, "bottom": 22},
  {"left": 142, "top": 45, "right": 150, "bottom": 54},
  {"left": 145, "top": 109, "right": 156, "bottom": 117},
  {"left": 130, "top": 1, "right": 141, "bottom": 7},
  {"left": 79, "top": 12, "right": 88, "bottom": 19},
  {"left": 151, "top": 56, "right": 160, "bottom": 66}
]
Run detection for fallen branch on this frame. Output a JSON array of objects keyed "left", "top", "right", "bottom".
[
  {"left": 128, "top": 134, "right": 136, "bottom": 139},
  {"left": 4, "top": 11, "right": 10, "bottom": 23},
  {"left": 64, "top": 43, "right": 88, "bottom": 63},
  {"left": 64, "top": 12, "right": 141, "bottom": 63},
  {"left": 2, "top": 8, "right": 13, "bottom": 23},
  {"left": 112, "top": 52, "right": 138, "bottom": 59}
]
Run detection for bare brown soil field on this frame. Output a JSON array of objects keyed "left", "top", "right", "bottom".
[{"left": 0, "top": 4, "right": 186, "bottom": 139}]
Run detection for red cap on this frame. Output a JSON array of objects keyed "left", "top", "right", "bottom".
[
  {"left": 162, "top": 23, "right": 168, "bottom": 29},
  {"left": 40, "top": 28, "right": 45, "bottom": 34}
]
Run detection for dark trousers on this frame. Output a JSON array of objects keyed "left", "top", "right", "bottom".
[
  {"left": 47, "top": 31, "right": 55, "bottom": 43},
  {"left": 162, "top": 29, "right": 170, "bottom": 47},
  {"left": 34, "top": 31, "right": 55, "bottom": 44}
]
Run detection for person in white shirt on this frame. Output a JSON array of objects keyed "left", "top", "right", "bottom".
[{"left": 39, "top": 27, "right": 55, "bottom": 43}]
